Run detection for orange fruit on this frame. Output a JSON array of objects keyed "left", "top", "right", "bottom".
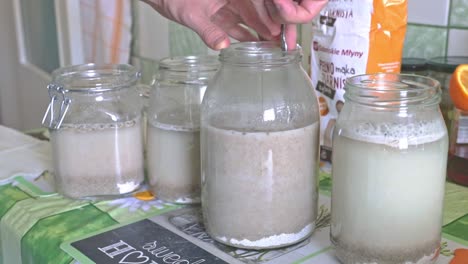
[{"left": 449, "top": 64, "right": 468, "bottom": 111}]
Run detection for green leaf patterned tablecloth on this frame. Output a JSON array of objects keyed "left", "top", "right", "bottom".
[
  {"left": 0, "top": 180, "right": 181, "bottom": 264},
  {"left": 0, "top": 173, "right": 466, "bottom": 264},
  {"left": 0, "top": 129, "right": 467, "bottom": 264}
]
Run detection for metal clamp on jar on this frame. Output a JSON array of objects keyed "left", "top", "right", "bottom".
[{"left": 43, "top": 64, "right": 145, "bottom": 199}]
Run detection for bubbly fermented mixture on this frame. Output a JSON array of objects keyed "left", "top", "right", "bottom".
[
  {"left": 50, "top": 119, "right": 145, "bottom": 199},
  {"left": 202, "top": 122, "right": 320, "bottom": 249},
  {"left": 147, "top": 105, "right": 201, "bottom": 203},
  {"left": 331, "top": 120, "right": 448, "bottom": 264},
  {"left": 147, "top": 122, "right": 201, "bottom": 204}
]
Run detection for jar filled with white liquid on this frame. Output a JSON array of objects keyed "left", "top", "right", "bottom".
[
  {"left": 331, "top": 74, "right": 448, "bottom": 264},
  {"left": 201, "top": 42, "right": 320, "bottom": 249},
  {"left": 42, "top": 64, "right": 145, "bottom": 199},
  {"left": 147, "top": 56, "right": 219, "bottom": 204}
]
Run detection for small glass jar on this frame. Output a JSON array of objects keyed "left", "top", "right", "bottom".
[
  {"left": 448, "top": 108, "right": 468, "bottom": 186},
  {"left": 401, "top": 57, "right": 428, "bottom": 75},
  {"left": 42, "top": 64, "right": 145, "bottom": 199},
  {"left": 331, "top": 74, "right": 448, "bottom": 264},
  {"left": 427, "top": 56, "right": 468, "bottom": 130},
  {"left": 146, "top": 56, "right": 219, "bottom": 204},
  {"left": 201, "top": 42, "right": 320, "bottom": 249}
]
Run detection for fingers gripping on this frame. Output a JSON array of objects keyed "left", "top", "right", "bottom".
[
  {"left": 271, "top": 0, "right": 327, "bottom": 24},
  {"left": 181, "top": 0, "right": 231, "bottom": 49}
]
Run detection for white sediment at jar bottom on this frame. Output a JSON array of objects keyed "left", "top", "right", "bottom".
[
  {"left": 216, "top": 223, "right": 314, "bottom": 248},
  {"left": 334, "top": 242, "right": 440, "bottom": 264},
  {"left": 342, "top": 251, "right": 438, "bottom": 264},
  {"left": 173, "top": 196, "right": 200, "bottom": 204}
]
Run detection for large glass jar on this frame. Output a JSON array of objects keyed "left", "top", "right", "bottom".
[
  {"left": 42, "top": 64, "right": 145, "bottom": 199},
  {"left": 201, "top": 42, "right": 320, "bottom": 249},
  {"left": 331, "top": 74, "right": 448, "bottom": 264},
  {"left": 146, "top": 55, "right": 219, "bottom": 204}
]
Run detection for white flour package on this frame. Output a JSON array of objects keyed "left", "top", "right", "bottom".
[{"left": 310, "top": 0, "right": 407, "bottom": 171}]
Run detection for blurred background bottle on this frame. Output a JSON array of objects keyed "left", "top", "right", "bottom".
[
  {"left": 447, "top": 64, "right": 468, "bottom": 186},
  {"left": 427, "top": 56, "right": 468, "bottom": 131},
  {"left": 401, "top": 57, "right": 428, "bottom": 76},
  {"left": 448, "top": 108, "right": 468, "bottom": 186}
]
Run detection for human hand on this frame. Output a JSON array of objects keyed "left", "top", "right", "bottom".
[
  {"left": 266, "top": 0, "right": 328, "bottom": 49},
  {"left": 142, "top": 0, "right": 327, "bottom": 50}
]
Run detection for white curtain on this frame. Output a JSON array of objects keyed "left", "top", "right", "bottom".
[{"left": 79, "top": 0, "right": 132, "bottom": 64}]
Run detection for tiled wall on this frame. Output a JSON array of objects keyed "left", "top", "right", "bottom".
[{"left": 404, "top": 0, "right": 468, "bottom": 59}]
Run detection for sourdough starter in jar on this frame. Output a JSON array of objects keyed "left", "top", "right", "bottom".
[
  {"left": 201, "top": 42, "right": 320, "bottom": 250},
  {"left": 147, "top": 106, "right": 201, "bottom": 203},
  {"left": 51, "top": 119, "right": 145, "bottom": 199},
  {"left": 146, "top": 55, "right": 219, "bottom": 204},
  {"left": 202, "top": 115, "right": 319, "bottom": 249},
  {"left": 331, "top": 121, "right": 448, "bottom": 264},
  {"left": 331, "top": 74, "right": 449, "bottom": 264}
]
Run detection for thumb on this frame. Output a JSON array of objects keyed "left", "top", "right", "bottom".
[
  {"left": 285, "top": 24, "right": 297, "bottom": 50},
  {"left": 190, "top": 18, "right": 230, "bottom": 50}
]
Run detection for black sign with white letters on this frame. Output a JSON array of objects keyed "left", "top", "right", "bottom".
[
  {"left": 71, "top": 219, "right": 228, "bottom": 264},
  {"left": 315, "top": 81, "right": 336, "bottom": 100}
]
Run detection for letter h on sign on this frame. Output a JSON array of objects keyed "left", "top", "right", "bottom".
[{"left": 98, "top": 240, "right": 135, "bottom": 258}]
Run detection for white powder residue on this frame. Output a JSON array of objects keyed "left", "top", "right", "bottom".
[
  {"left": 412, "top": 252, "right": 437, "bottom": 264},
  {"left": 412, "top": 249, "right": 438, "bottom": 264},
  {"left": 352, "top": 247, "right": 438, "bottom": 264},
  {"left": 117, "top": 182, "right": 140, "bottom": 193},
  {"left": 174, "top": 196, "right": 200, "bottom": 204},
  {"left": 223, "top": 223, "right": 314, "bottom": 248}
]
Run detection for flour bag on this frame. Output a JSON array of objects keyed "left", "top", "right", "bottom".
[{"left": 311, "top": 0, "right": 407, "bottom": 172}]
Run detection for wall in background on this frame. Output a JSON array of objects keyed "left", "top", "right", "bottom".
[
  {"left": 131, "top": 0, "right": 468, "bottom": 78},
  {"left": 131, "top": 1, "right": 219, "bottom": 84},
  {"left": 404, "top": 0, "right": 468, "bottom": 59},
  {"left": 131, "top": 1, "right": 310, "bottom": 79}
]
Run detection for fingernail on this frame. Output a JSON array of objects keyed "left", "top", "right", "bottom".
[{"left": 214, "top": 38, "right": 230, "bottom": 50}]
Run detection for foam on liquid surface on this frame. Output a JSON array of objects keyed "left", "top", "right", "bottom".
[{"left": 344, "top": 120, "right": 446, "bottom": 148}]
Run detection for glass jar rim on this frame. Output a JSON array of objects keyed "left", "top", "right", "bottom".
[
  {"left": 345, "top": 73, "right": 441, "bottom": 108},
  {"left": 219, "top": 41, "right": 302, "bottom": 66},
  {"left": 159, "top": 55, "right": 220, "bottom": 73},
  {"left": 51, "top": 63, "right": 139, "bottom": 93}
]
